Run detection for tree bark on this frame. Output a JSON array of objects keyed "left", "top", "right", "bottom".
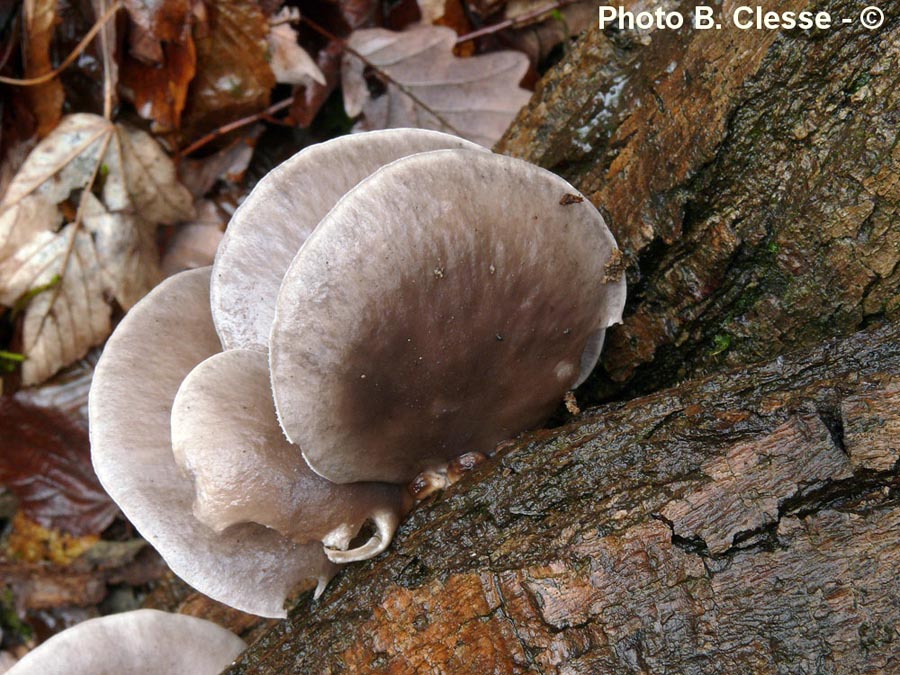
[
  {"left": 229, "top": 321, "right": 899, "bottom": 673},
  {"left": 226, "top": 2, "right": 900, "bottom": 671},
  {"left": 498, "top": 0, "right": 900, "bottom": 404}
]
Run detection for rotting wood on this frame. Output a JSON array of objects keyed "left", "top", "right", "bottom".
[
  {"left": 498, "top": 0, "right": 900, "bottom": 404},
  {"left": 229, "top": 322, "right": 899, "bottom": 673}
]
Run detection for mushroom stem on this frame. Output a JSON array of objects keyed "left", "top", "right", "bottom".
[{"left": 323, "top": 509, "right": 400, "bottom": 563}]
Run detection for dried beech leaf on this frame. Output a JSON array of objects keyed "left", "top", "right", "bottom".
[
  {"left": 120, "top": 0, "right": 195, "bottom": 131},
  {"left": 106, "top": 125, "right": 195, "bottom": 224},
  {"left": 342, "top": 25, "right": 531, "bottom": 146},
  {"left": 0, "top": 113, "right": 192, "bottom": 384},
  {"left": 23, "top": 0, "right": 65, "bottom": 136},
  {"left": 182, "top": 0, "right": 275, "bottom": 139},
  {"left": 268, "top": 10, "right": 325, "bottom": 87},
  {"left": 0, "top": 398, "right": 118, "bottom": 537},
  {"left": 0, "top": 225, "right": 111, "bottom": 385},
  {"left": 121, "top": 38, "right": 197, "bottom": 132}
]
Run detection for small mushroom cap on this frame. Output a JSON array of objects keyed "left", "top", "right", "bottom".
[
  {"left": 89, "top": 268, "right": 335, "bottom": 617},
  {"left": 171, "top": 348, "right": 408, "bottom": 561},
  {"left": 7, "top": 609, "right": 245, "bottom": 675},
  {"left": 270, "top": 149, "right": 627, "bottom": 484},
  {"left": 211, "top": 129, "right": 484, "bottom": 351}
]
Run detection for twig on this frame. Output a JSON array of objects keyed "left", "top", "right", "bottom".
[
  {"left": 0, "top": 0, "right": 121, "bottom": 87},
  {"left": 301, "top": 15, "right": 467, "bottom": 139},
  {"left": 456, "top": 0, "right": 582, "bottom": 43},
  {"left": 179, "top": 98, "right": 293, "bottom": 157},
  {"left": 96, "top": 0, "right": 115, "bottom": 120}
]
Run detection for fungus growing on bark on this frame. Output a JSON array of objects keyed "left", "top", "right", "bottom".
[
  {"left": 89, "top": 268, "right": 337, "bottom": 618},
  {"left": 270, "top": 148, "right": 626, "bottom": 484},
  {"left": 7, "top": 609, "right": 245, "bottom": 674},
  {"left": 170, "top": 348, "right": 409, "bottom": 563},
  {"left": 211, "top": 129, "right": 483, "bottom": 351},
  {"left": 89, "top": 130, "right": 625, "bottom": 617}
]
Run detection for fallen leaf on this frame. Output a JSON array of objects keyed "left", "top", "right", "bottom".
[
  {"left": 122, "top": 0, "right": 193, "bottom": 41},
  {"left": 14, "top": 351, "right": 98, "bottom": 429},
  {"left": 161, "top": 200, "right": 225, "bottom": 276},
  {"left": 288, "top": 0, "right": 377, "bottom": 127},
  {"left": 0, "top": 398, "right": 118, "bottom": 537},
  {"left": 6, "top": 513, "right": 100, "bottom": 565},
  {"left": 120, "top": 37, "right": 197, "bottom": 132},
  {"left": 181, "top": 0, "right": 275, "bottom": 141},
  {"left": 342, "top": 25, "right": 531, "bottom": 146},
  {"left": 22, "top": 0, "right": 65, "bottom": 136},
  {"left": 268, "top": 8, "right": 325, "bottom": 87},
  {"left": 505, "top": 2, "right": 596, "bottom": 64},
  {"left": 417, "top": 0, "right": 447, "bottom": 24},
  {"left": 0, "top": 114, "right": 194, "bottom": 385},
  {"left": 119, "top": 0, "right": 196, "bottom": 131},
  {"left": 289, "top": 40, "right": 343, "bottom": 127},
  {"left": 177, "top": 126, "right": 261, "bottom": 198}
]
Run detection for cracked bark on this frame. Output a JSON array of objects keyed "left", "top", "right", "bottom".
[
  {"left": 224, "top": 2, "right": 900, "bottom": 671},
  {"left": 498, "top": 0, "right": 900, "bottom": 404},
  {"left": 229, "top": 322, "right": 899, "bottom": 673}
]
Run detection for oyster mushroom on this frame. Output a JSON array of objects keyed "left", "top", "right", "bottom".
[
  {"left": 89, "top": 268, "right": 335, "bottom": 618},
  {"left": 89, "top": 132, "right": 626, "bottom": 618},
  {"left": 270, "top": 148, "right": 627, "bottom": 485},
  {"left": 7, "top": 609, "right": 245, "bottom": 675},
  {"left": 211, "top": 129, "right": 484, "bottom": 351},
  {"left": 170, "top": 348, "right": 410, "bottom": 563}
]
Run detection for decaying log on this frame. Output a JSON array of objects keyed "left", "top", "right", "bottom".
[
  {"left": 498, "top": 0, "right": 900, "bottom": 403},
  {"left": 230, "top": 321, "right": 899, "bottom": 673},
  {"left": 226, "top": 3, "right": 900, "bottom": 670}
]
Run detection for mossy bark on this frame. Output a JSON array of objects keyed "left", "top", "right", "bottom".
[{"left": 225, "top": 2, "right": 900, "bottom": 671}]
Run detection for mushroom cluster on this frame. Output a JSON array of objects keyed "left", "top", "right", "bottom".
[
  {"left": 89, "top": 129, "right": 626, "bottom": 618},
  {"left": 7, "top": 610, "right": 245, "bottom": 675}
]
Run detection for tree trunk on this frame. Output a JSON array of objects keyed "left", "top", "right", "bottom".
[
  {"left": 226, "top": 2, "right": 900, "bottom": 671},
  {"left": 228, "top": 321, "right": 899, "bottom": 673},
  {"left": 499, "top": 0, "right": 900, "bottom": 405}
]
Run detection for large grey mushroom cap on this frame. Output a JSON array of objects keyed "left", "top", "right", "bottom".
[
  {"left": 7, "top": 609, "right": 245, "bottom": 675},
  {"left": 210, "top": 129, "right": 484, "bottom": 351},
  {"left": 270, "top": 149, "right": 627, "bottom": 484},
  {"left": 171, "top": 348, "right": 408, "bottom": 563},
  {"left": 89, "top": 268, "right": 335, "bottom": 617}
]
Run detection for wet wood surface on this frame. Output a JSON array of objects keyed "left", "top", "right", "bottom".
[{"left": 230, "top": 322, "right": 899, "bottom": 673}]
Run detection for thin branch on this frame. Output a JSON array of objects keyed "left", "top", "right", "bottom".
[
  {"left": 301, "top": 16, "right": 467, "bottom": 139},
  {"left": 96, "top": 0, "right": 115, "bottom": 120},
  {"left": 0, "top": 0, "right": 121, "bottom": 87},
  {"left": 179, "top": 98, "right": 293, "bottom": 157},
  {"left": 456, "top": 0, "right": 582, "bottom": 43}
]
